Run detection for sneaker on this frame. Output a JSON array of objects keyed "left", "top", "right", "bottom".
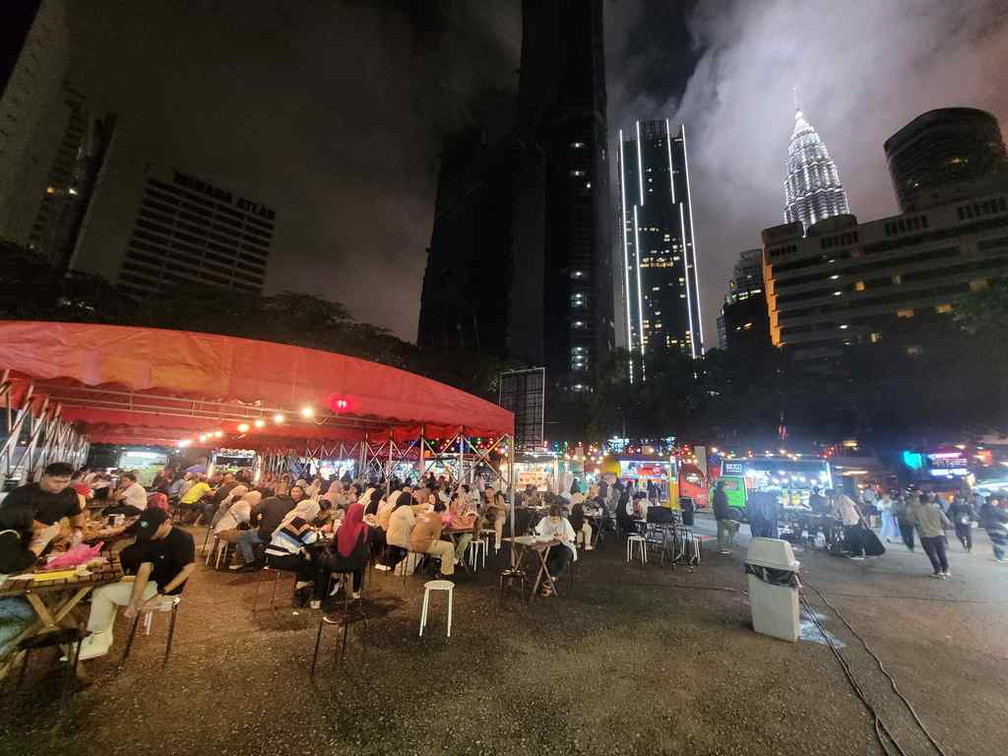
[
  {"left": 77, "top": 637, "right": 111, "bottom": 661},
  {"left": 942, "top": 571, "right": 951, "bottom": 578},
  {"left": 374, "top": 564, "right": 391, "bottom": 571},
  {"left": 309, "top": 599, "right": 321, "bottom": 610},
  {"left": 849, "top": 556, "right": 865, "bottom": 561},
  {"left": 585, "top": 545, "right": 594, "bottom": 551},
  {"left": 930, "top": 573, "right": 943, "bottom": 579},
  {"left": 719, "top": 549, "right": 731, "bottom": 555}
]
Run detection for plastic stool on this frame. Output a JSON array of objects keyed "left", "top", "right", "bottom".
[
  {"left": 119, "top": 596, "right": 181, "bottom": 670},
  {"left": 467, "top": 537, "right": 487, "bottom": 571},
  {"left": 419, "top": 579, "right": 454, "bottom": 638},
  {"left": 626, "top": 534, "right": 647, "bottom": 565}
]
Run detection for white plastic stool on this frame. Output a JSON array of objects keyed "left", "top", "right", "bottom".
[
  {"left": 143, "top": 595, "right": 182, "bottom": 635},
  {"left": 626, "top": 534, "right": 647, "bottom": 565},
  {"left": 467, "top": 537, "right": 488, "bottom": 571},
  {"left": 419, "top": 579, "right": 454, "bottom": 638}
]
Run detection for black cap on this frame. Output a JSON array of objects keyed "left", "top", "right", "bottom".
[{"left": 136, "top": 508, "right": 169, "bottom": 540}]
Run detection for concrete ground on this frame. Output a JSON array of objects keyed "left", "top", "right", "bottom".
[{"left": 1, "top": 514, "right": 1005, "bottom": 756}]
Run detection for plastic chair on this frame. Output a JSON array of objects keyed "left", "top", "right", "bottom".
[
  {"left": 419, "top": 579, "right": 454, "bottom": 638},
  {"left": 626, "top": 534, "right": 647, "bottom": 565},
  {"left": 252, "top": 564, "right": 298, "bottom": 614},
  {"left": 118, "top": 596, "right": 181, "bottom": 670},
  {"left": 499, "top": 568, "right": 528, "bottom": 603}
]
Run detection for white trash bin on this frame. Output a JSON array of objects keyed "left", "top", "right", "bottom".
[{"left": 745, "top": 537, "right": 801, "bottom": 642}]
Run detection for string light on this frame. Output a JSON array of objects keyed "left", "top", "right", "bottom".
[
  {"left": 273, "top": 413, "right": 285, "bottom": 424},
  {"left": 254, "top": 419, "right": 265, "bottom": 428},
  {"left": 237, "top": 423, "right": 250, "bottom": 433},
  {"left": 301, "top": 407, "right": 315, "bottom": 418}
]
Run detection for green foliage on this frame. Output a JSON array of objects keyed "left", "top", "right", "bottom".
[{"left": 0, "top": 245, "right": 509, "bottom": 400}]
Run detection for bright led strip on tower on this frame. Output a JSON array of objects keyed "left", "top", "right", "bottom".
[
  {"left": 618, "top": 130, "right": 635, "bottom": 381},
  {"left": 665, "top": 118, "right": 676, "bottom": 204},
  {"left": 635, "top": 120, "right": 644, "bottom": 207},
  {"left": 633, "top": 205, "right": 645, "bottom": 368},
  {"left": 680, "top": 124, "right": 705, "bottom": 354},
  {"left": 679, "top": 202, "right": 697, "bottom": 359}
]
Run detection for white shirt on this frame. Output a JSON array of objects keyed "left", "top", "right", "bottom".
[
  {"left": 835, "top": 495, "right": 861, "bottom": 526},
  {"left": 534, "top": 516, "right": 578, "bottom": 561},
  {"left": 121, "top": 482, "right": 148, "bottom": 510},
  {"left": 215, "top": 501, "right": 251, "bottom": 534}
]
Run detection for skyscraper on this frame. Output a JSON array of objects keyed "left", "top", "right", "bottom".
[
  {"left": 718, "top": 248, "right": 770, "bottom": 351},
  {"left": 885, "top": 107, "right": 1008, "bottom": 212},
  {"left": 513, "top": 0, "right": 613, "bottom": 392},
  {"left": 617, "top": 119, "right": 704, "bottom": 376},
  {"left": 417, "top": 0, "right": 613, "bottom": 397},
  {"left": 70, "top": 163, "right": 276, "bottom": 299},
  {"left": 783, "top": 107, "right": 850, "bottom": 231},
  {"left": 0, "top": 0, "right": 70, "bottom": 246}
]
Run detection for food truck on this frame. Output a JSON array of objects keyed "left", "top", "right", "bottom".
[{"left": 718, "top": 457, "right": 834, "bottom": 512}]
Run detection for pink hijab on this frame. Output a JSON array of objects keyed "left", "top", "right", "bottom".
[
  {"left": 148, "top": 493, "right": 170, "bottom": 512},
  {"left": 336, "top": 502, "right": 369, "bottom": 558}
]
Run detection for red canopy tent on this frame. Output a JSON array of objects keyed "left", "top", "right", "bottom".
[{"left": 0, "top": 321, "right": 513, "bottom": 483}]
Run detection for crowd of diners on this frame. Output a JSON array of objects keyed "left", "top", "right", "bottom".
[{"left": 0, "top": 459, "right": 670, "bottom": 660}]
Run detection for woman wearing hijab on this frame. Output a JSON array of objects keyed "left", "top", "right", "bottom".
[
  {"left": 310, "top": 502, "right": 370, "bottom": 608},
  {"left": 210, "top": 484, "right": 248, "bottom": 528}
]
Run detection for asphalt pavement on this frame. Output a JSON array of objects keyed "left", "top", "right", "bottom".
[{"left": 1, "top": 515, "right": 1005, "bottom": 756}]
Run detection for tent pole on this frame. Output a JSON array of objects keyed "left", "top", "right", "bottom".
[
  {"left": 508, "top": 433, "right": 516, "bottom": 568},
  {"left": 458, "top": 426, "right": 464, "bottom": 488},
  {"left": 417, "top": 425, "right": 425, "bottom": 484},
  {"left": 386, "top": 428, "right": 393, "bottom": 496}
]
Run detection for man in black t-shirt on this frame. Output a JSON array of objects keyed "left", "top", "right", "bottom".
[
  {"left": 0, "top": 462, "right": 84, "bottom": 549},
  {"left": 79, "top": 509, "right": 195, "bottom": 660}
]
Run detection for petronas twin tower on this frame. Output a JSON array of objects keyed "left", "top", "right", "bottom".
[{"left": 783, "top": 107, "right": 850, "bottom": 230}]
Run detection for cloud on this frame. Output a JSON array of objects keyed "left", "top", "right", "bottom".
[{"left": 608, "top": 0, "right": 1008, "bottom": 344}]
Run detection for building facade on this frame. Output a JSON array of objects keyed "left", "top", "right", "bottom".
[
  {"left": 418, "top": 0, "right": 614, "bottom": 396},
  {"left": 617, "top": 119, "right": 704, "bottom": 375},
  {"left": 0, "top": 0, "right": 70, "bottom": 247},
  {"left": 884, "top": 107, "right": 1008, "bottom": 213},
  {"left": 108, "top": 164, "right": 276, "bottom": 299},
  {"left": 719, "top": 248, "right": 771, "bottom": 350},
  {"left": 762, "top": 190, "right": 1008, "bottom": 358},
  {"left": 783, "top": 108, "right": 850, "bottom": 231}
]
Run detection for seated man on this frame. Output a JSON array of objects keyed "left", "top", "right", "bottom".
[
  {"left": 534, "top": 505, "right": 577, "bottom": 596},
  {"left": 104, "top": 472, "right": 148, "bottom": 517},
  {"left": 79, "top": 509, "right": 195, "bottom": 660},
  {"left": 177, "top": 475, "right": 212, "bottom": 522},
  {"left": 0, "top": 503, "right": 58, "bottom": 658},
  {"left": 0, "top": 462, "right": 85, "bottom": 552},
  {"left": 410, "top": 508, "right": 455, "bottom": 579}
]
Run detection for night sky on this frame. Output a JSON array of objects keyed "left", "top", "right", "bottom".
[{"left": 68, "top": 0, "right": 1008, "bottom": 344}]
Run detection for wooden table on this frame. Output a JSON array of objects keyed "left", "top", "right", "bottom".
[
  {"left": 0, "top": 557, "right": 123, "bottom": 664},
  {"left": 503, "top": 536, "right": 562, "bottom": 600}
]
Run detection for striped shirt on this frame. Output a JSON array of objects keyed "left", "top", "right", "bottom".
[{"left": 264, "top": 516, "right": 318, "bottom": 558}]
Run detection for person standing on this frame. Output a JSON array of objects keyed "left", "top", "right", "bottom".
[
  {"left": 980, "top": 496, "right": 1008, "bottom": 563},
  {"left": 893, "top": 492, "right": 916, "bottom": 552},
  {"left": 712, "top": 480, "right": 734, "bottom": 555},
  {"left": 877, "top": 491, "right": 900, "bottom": 543},
  {"left": 831, "top": 489, "right": 865, "bottom": 560},
  {"left": 910, "top": 493, "right": 952, "bottom": 578},
  {"left": 946, "top": 495, "right": 977, "bottom": 553}
]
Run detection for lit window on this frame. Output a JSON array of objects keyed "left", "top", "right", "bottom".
[
  {"left": 869, "top": 332, "right": 882, "bottom": 344},
  {"left": 743, "top": 322, "right": 753, "bottom": 330},
  {"left": 854, "top": 281, "right": 865, "bottom": 292},
  {"left": 892, "top": 274, "right": 902, "bottom": 284},
  {"left": 45, "top": 186, "right": 55, "bottom": 195},
  {"left": 906, "top": 346, "right": 922, "bottom": 355},
  {"left": 897, "top": 309, "right": 914, "bottom": 318},
  {"left": 935, "top": 303, "right": 953, "bottom": 314},
  {"left": 570, "top": 170, "right": 585, "bottom": 177},
  {"left": 970, "top": 279, "right": 989, "bottom": 291}
]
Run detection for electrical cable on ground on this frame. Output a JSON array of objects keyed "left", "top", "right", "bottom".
[
  {"left": 799, "top": 591, "right": 905, "bottom": 756},
  {"left": 803, "top": 579, "right": 951, "bottom": 756}
]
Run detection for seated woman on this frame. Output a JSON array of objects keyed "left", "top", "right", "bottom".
[
  {"left": 209, "top": 484, "right": 248, "bottom": 529},
  {"left": 377, "top": 492, "right": 415, "bottom": 571},
  {"left": 213, "top": 491, "right": 261, "bottom": 544},
  {"left": 448, "top": 491, "right": 479, "bottom": 563},
  {"left": 263, "top": 500, "right": 320, "bottom": 604},
  {"left": 311, "top": 502, "right": 370, "bottom": 609},
  {"left": 480, "top": 490, "right": 507, "bottom": 551},
  {"left": 534, "top": 505, "right": 577, "bottom": 595},
  {"left": 615, "top": 489, "right": 636, "bottom": 537}
]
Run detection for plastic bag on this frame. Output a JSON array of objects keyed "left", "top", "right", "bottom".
[
  {"left": 43, "top": 542, "right": 104, "bottom": 570},
  {"left": 745, "top": 562, "right": 800, "bottom": 588}
]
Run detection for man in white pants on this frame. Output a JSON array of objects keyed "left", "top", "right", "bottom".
[{"left": 79, "top": 509, "right": 195, "bottom": 660}]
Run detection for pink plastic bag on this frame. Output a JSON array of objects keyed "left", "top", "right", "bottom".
[{"left": 43, "top": 542, "right": 105, "bottom": 570}]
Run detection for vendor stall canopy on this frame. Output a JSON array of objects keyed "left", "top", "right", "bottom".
[{"left": 0, "top": 321, "right": 513, "bottom": 448}]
